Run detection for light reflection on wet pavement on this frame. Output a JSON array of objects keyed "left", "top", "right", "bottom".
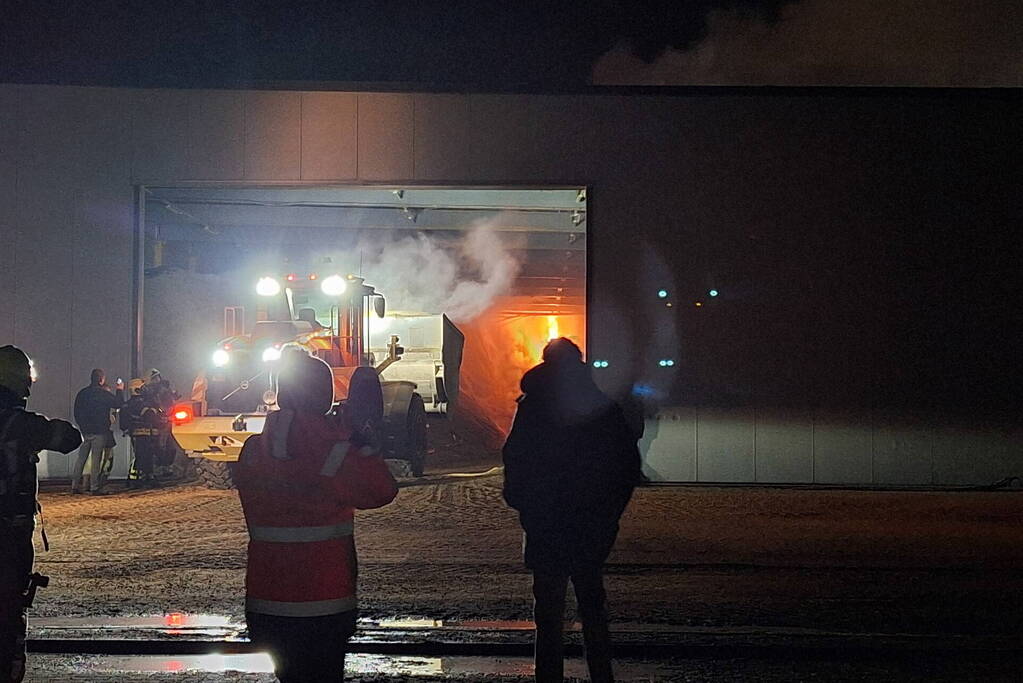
[{"left": 28, "top": 653, "right": 679, "bottom": 680}]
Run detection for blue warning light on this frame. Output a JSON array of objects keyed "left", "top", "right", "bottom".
[
  {"left": 657, "top": 289, "right": 668, "bottom": 299},
  {"left": 658, "top": 359, "right": 676, "bottom": 367},
  {"left": 592, "top": 360, "right": 609, "bottom": 368}
]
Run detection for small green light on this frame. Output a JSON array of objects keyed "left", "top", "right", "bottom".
[
  {"left": 657, "top": 289, "right": 668, "bottom": 299},
  {"left": 709, "top": 289, "right": 718, "bottom": 297}
]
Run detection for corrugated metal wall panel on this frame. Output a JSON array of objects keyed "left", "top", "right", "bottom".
[
  {"left": 0, "top": 86, "right": 19, "bottom": 342},
  {"left": 300, "top": 92, "right": 357, "bottom": 180},
  {"left": 755, "top": 409, "right": 814, "bottom": 483},
  {"left": 641, "top": 408, "right": 697, "bottom": 482},
  {"left": 697, "top": 408, "right": 756, "bottom": 482},
  {"left": 413, "top": 94, "right": 472, "bottom": 181},
  {"left": 243, "top": 92, "right": 302, "bottom": 180},
  {"left": 187, "top": 90, "right": 245, "bottom": 180},
  {"left": 356, "top": 94, "right": 413, "bottom": 181},
  {"left": 132, "top": 90, "right": 191, "bottom": 182},
  {"left": 811, "top": 415, "right": 874, "bottom": 484}
]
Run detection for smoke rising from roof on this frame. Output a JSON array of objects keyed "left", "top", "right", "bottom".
[
  {"left": 593, "top": 0, "right": 1023, "bottom": 86},
  {"left": 359, "top": 220, "right": 520, "bottom": 323}
]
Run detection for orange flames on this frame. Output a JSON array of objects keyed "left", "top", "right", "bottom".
[{"left": 455, "top": 297, "right": 584, "bottom": 449}]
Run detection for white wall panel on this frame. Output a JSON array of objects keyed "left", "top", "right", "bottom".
[
  {"left": 413, "top": 94, "right": 472, "bottom": 181},
  {"left": 933, "top": 429, "right": 1013, "bottom": 486},
  {"left": 872, "top": 422, "right": 933, "bottom": 485},
  {"left": 13, "top": 88, "right": 81, "bottom": 425},
  {"left": 466, "top": 95, "right": 588, "bottom": 182},
  {"left": 812, "top": 413, "right": 874, "bottom": 484},
  {"left": 755, "top": 409, "right": 813, "bottom": 483},
  {"left": 132, "top": 90, "right": 190, "bottom": 182},
  {"left": 301, "top": 92, "right": 357, "bottom": 180},
  {"left": 641, "top": 407, "right": 697, "bottom": 481},
  {"left": 0, "top": 86, "right": 19, "bottom": 342},
  {"left": 8, "top": 84, "right": 1022, "bottom": 486},
  {"left": 243, "top": 92, "right": 301, "bottom": 180},
  {"left": 357, "top": 94, "right": 413, "bottom": 181},
  {"left": 697, "top": 407, "right": 755, "bottom": 482},
  {"left": 187, "top": 90, "right": 245, "bottom": 180}
]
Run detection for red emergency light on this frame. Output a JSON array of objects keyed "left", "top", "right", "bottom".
[
  {"left": 170, "top": 405, "right": 193, "bottom": 426},
  {"left": 286, "top": 273, "right": 297, "bottom": 282}
]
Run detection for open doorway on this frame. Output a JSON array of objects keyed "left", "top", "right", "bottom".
[{"left": 138, "top": 185, "right": 587, "bottom": 479}]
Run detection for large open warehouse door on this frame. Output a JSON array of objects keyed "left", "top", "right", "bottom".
[{"left": 139, "top": 186, "right": 586, "bottom": 476}]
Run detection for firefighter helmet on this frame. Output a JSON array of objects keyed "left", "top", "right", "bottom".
[{"left": 0, "top": 345, "right": 33, "bottom": 399}]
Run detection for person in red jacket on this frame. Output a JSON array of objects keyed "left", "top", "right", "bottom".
[{"left": 235, "top": 348, "right": 397, "bottom": 683}]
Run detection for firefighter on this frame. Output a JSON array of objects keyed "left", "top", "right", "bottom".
[
  {"left": 235, "top": 348, "right": 397, "bottom": 683},
  {"left": 144, "top": 369, "right": 180, "bottom": 475},
  {"left": 0, "top": 345, "right": 82, "bottom": 682},
  {"left": 121, "top": 379, "right": 163, "bottom": 488}
]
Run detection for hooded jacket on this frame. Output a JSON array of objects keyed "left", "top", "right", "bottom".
[
  {"left": 502, "top": 360, "right": 641, "bottom": 571},
  {"left": 234, "top": 353, "right": 397, "bottom": 617}
]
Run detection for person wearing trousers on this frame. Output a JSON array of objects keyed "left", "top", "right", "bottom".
[
  {"left": 71, "top": 369, "right": 123, "bottom": 494},
  {"left": 503, "top": 338, "right": 641, "bottom": 683},
  {"left": 0, "top": 346, "right": 82, "bottom": 682},
  {"left": 235, "top": 348, "right": 397, "bottom": 682}
]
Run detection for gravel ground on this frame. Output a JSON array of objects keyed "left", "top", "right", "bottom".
[{"left": 29, "top": 476, "right": 1023, "bottom": 637}]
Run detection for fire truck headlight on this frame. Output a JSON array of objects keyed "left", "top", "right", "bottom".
[
  {"left": 262, "top": 347, "right": 282, "bottom": 363},
  {"left": 256, "top": 277, "right": 281, "bottom": 297},
  {"left": 212, "top": 349, "right": 230, "bottom": 367},
  {"left": 321, "top": 274, "right": 347, "bottom": 297}
]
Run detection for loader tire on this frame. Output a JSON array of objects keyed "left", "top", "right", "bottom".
[
  {"left": 405, "top": 394, "right": 428, "bottom": 477},
  {"left": 195, "top": 458, "right": 235, "bottom": 490}
]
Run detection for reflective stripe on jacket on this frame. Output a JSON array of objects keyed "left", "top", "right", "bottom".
[{"left": 235, "top": 409, "right": 398, "bottom": 618}]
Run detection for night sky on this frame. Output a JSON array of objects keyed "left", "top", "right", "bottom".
[{"left": 4, "top": 1, "right": 1018, "bottom": 89}]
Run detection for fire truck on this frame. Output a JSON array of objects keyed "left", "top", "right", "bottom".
[{"left": 171, "top": 271, "right": 463, "bottom": 487}]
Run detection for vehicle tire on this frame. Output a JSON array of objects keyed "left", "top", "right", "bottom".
[
  {"left": 406, "top": 394, "right": 428, "bottom": 477},
  {"left": 194, "top": 458, "right": 235, "bottom": 489}
]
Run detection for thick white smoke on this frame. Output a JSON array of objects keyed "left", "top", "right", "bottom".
[{"left": 359, "top": 220, "right": 519, "bottom": 322}]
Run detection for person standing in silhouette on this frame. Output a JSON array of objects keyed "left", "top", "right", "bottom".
[{"left": 503, "top": 338, "right": 641, "bottom": 683}]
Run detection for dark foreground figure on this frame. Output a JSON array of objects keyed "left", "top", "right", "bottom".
[
  {"left": 503, "top": 338, "right": 641, "bottom": 683},
  {"left": 0, "top": 346, "right": 82, "bottom": 682},
  {"left": 236, "top": 349, "right": 397, "bottom": 682}
]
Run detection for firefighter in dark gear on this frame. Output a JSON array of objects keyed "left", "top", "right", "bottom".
[
  {"left": 121, "top": 378, "right": 164, "bottom": 488},
  {"left": 235, "top": 348, "right": 397, "bottom": 683},
  {"left": 143, "top": 370, "right": 180, "bottom": 472},
  {"left": 0, "top": 345, "right": 82, "bottom": 682},
  {"left": 503, "top": 338, "right": 641, "bottom": 683}
]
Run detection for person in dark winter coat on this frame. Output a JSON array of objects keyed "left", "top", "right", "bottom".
[{"left": 503, "top": 338, "right": 641, "bottom": 683}]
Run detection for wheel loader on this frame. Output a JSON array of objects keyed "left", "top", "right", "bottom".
[{"left": 171, "top": 271, "right": 463, "bottom": 488}]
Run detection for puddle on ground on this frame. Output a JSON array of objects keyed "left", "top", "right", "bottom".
[
  {"left": 33, "top": 614, "right": 542, "bottom": 634},
  {"left": 32, "top": 613, "right": 691, "bottom": 638},
  {"left": 31, "top": 613, "right": 243, "bottom": 638},
  {"left": 45, "top": 653, "right": 687, "bottom": 678}
]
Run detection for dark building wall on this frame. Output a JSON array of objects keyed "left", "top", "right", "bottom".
[{"left": 0, "top": 84, "right": 1019, "bottom": 482}]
